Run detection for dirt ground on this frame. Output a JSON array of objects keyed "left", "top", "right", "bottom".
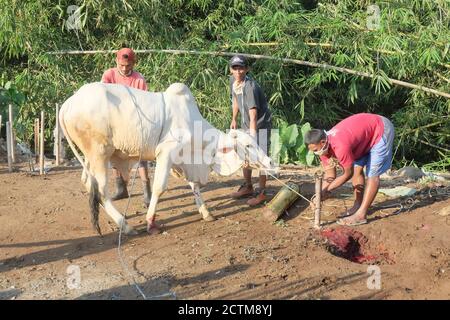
[{"left": 0, "top": 161, "right": 449, "bottom": 300}]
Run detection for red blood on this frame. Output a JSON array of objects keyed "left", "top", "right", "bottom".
[{"left": 320, "top": 226, "right": 392, "bottom": 264}]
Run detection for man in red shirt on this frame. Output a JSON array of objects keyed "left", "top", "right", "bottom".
[
  {"left": 101, "top": 48, "right": 152, "bottom": 208},
  {"left": 305, "top": 113, "right": 395, "bottom": 226}
]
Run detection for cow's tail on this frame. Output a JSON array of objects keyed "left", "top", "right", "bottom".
[
  {"left": 88, "top": 178, "right": 102, "bottom": 236},
  {"left": 59, "top": 103, "right": 102, "bottom": 236}
]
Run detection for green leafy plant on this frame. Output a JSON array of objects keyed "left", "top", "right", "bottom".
[
  {"left": 270, "top": 121, "right": 316, "bottom": 166},
  {"left": 0, "top": 0, "right": 448, "bottom": 170}
]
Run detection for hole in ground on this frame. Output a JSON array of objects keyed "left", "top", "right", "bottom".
[{"left": 319, "top": 226, "right": 394, "bottom": 264}]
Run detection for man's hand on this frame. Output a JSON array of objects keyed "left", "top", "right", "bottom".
[
  {"left": 230, "top": 119, "right": 237, "bottom": 130},
  {"left": 321, "top": 190, "right": 331, "bottom": 200}
]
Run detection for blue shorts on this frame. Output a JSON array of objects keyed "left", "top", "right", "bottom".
[{"left": 354, "top": 116, "right": 395, "bottom": 177}]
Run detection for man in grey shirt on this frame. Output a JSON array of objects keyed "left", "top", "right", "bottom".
[{"left": 229, "top": 55, "right": 272, "bottom": 206}]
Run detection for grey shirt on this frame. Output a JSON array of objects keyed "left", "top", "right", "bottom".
[{"left": 230, "top": 75, "right": 271, "bottom": 130}]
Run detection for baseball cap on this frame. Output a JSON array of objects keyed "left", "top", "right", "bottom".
[
  {"left": 229, "top": 55, "right": 248, "bottom": 67},
  {"left": 116, "top": 48, "right": 136, "bottom": 63}
]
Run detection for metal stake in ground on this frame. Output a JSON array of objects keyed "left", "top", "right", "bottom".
[{"left": 314, "top": 173, "right": 323, "bottom": 229}]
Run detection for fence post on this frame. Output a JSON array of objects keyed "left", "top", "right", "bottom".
[
  {"left": 314, "top": 173, "right": 323, "bottom": 229},
  {"left": 55, "top": 103, "right": 60, "bottom": 166},
  {"left": 34, "top": 118, "right": 40, "bottom": 163},
  {"left": 6, "top": 121, "right": 13, "bottom": 172},
  {"left": 9, "top": 104, "right": 16, "bottom": 163},
  {"left": 40, "top": 111, "right": 45, "bottom": 175}
]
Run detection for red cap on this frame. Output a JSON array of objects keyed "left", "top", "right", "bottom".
[{"left": 116, "top": 48, "right": 135, "bottom": 63}]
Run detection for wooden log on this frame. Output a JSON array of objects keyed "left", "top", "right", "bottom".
[
  {"left": 55, "top": 103, "right": 60, "bottom": 165},
  {"left": 40, "top": 111, "right": 45, "bottom": 175},
  {"left": 9, "top": 104, "right": 15, "bottom": 163},
  {"left": 6, "top": 121, "right": 13, "bottom": 172},
  {"left": 314, "top": 175, "right": 322, "bottom": 229}
]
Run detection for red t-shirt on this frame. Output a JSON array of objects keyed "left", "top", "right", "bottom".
[
  {"left": 320, "top": 113, "right": 384, "bottom": 169},
  {"left": 101, "top": 68, "right": 148, "bottom": 91}
]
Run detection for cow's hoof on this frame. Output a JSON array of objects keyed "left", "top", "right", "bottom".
[
  {"left": 123, "top": 225, "right": 138, "bottom": 236},
  {"left": 146, "top": 223, "right": 161, "bottom": 235},
  {"left": 147, "top": 226, "right": 161, "bottom": 235},
  {"left": 203, "top": 215, "right": 216, "bottom": 222}
]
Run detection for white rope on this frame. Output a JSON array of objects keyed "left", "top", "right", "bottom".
[
  {"left": 116, "top": 88, "right": 176, "bottom": 300},
  {"left": 264, "top": 170, "right": 314, "bottom": 205},
  {"left": 46, "top": 48, "right": 450, "bottom": 99},
  {"left": 116, "top": 88, "right": 148, "bottom": 300}
]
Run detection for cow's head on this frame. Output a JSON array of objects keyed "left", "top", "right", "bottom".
[{"left": 212, "top": 129, "right": 278, "bottom": 176}]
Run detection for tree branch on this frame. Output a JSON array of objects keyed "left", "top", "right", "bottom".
[{"left": 46, "top": 48, "right": 450, "bottom": 99}]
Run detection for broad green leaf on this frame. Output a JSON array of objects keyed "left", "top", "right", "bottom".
[
  {"left": 306, "top": 151, "right": 315, "bottom": 166},
  {"left": 280, "top": 124, "right": 298, "bottom": 147}
]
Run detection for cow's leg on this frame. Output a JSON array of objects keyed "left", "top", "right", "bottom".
[
  {"left": 188, "top": 182, "right": 215, "bottom": 222},
  {"left": 89, "top": 153, "right": 136, "bottom": 235},
  {"left": 145, "top": 150, "right": 173, "bottom": 235}
]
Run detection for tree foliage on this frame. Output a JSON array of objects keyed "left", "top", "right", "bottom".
[{"left": 0, "top": 0, "right": 449, "bottom": 169}]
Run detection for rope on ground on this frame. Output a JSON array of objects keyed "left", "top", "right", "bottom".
[
  {"left": 372, "top": 185, "right": 450, "bottom": 215},
  {"left": 117, "top": 167, "right": 148, "bottom": 299},
  {"left": 261, "top": 160, "right": 450, "bottom": 220},
  {"left": 116, "top": 89, "right": 176, "bottom": 300}
]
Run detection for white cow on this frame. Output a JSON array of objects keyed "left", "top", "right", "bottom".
[{"left": 59, "top": 82, "right": 276, "bottom": 235}]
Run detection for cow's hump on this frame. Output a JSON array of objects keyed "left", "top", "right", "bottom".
[{"left": 165, "top": 83, "right": 190, "bottom": 96}]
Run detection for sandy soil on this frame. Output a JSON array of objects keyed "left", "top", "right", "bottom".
[{"left": 0, "top": 162, "right": 449, "bottom": 300}]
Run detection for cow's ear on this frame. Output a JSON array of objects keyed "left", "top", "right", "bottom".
[{"left": 218, "top": 147, "right": 234, "bottom": 154}]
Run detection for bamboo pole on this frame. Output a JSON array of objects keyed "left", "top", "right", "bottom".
[
  {"left": 34, "top": 118, "right": 39, "bottom": 163},
  {"left": 6, "top": 121, "right": 13, "bottom": 172},
  {"left": 9, "top": 104, "right": 16, "bottom": 163},
  {"left": 55, "top": 103, "right": 60, "bottom": 166},
  {"left": 40, "top": 111, "right": 45, "bottom": 175},
  {"left": 314, "top": 174, "right": 323, "bottom": 229},
  {"left": 46, "top": 48, "right": 450, "bottom": 99}
]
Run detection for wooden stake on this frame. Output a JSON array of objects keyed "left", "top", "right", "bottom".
[
  {"left": 6, "top": 121, "right": 13, "bottom": 172},
  {"left": 9, "top": 104, "right": 16, "bottom": 163},
  {"left": 314, "top": 174, "right": 323, "bottom": 229},
  {"left": 34, "top": 118, "right": 39, "bottom": 163},
  {"left": 40, "top": 111, "right": 45, "bottom": 175},
  {"left": 55, "top": 103, "right": 60, "bottom": 166}
]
